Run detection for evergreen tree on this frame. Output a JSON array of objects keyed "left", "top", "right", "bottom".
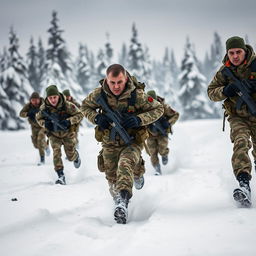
[
  {"left": 76, "top": 43, "right": 91, "bottom": 94},
  {"left": 105, "top": 33, "right": 113, "bottom": 66},
  {"left": 43, "top": 10, "right": 82, "bottom": 100},
  {"left": 118, "top": 43, "right": 128, "bottom": 68},
  {"left": 27, "top": 37, "right": 39, "bottom": 91},
  {"left": 170, "top": 49, "right": 180, "bottom": 91},
  {"left": 95, "top": 48, "right": 107, "bottom": 81},
  {"left": 0, "top": 27, "right": 33, "bottom": 130},
  {"left": 127, "top": 23, "right": 145, "bottom": 80},
  {"left": 178, "top": 37, "right": 214, "bottom": 120},
  {"left": 37, "top": 37, "right": 46, "bottom": 93}
]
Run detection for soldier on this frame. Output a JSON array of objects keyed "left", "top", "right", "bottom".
[
  {"left": 36, "top": 85, "right": 83, "bottom": 185},
  {"left": 208, "top": 36, "right": 256, "bottom": 207},
  {"left": 62, "top": 89, "right": 81, "bottom": 148},
  {"left": 146, "top": 90, "right": 179, "bottom": 175},
  {"left": 81, "top": 64, "right": 164, "bottom": 224},
  {"left": 19, "top": 92, "right": 50, "bottom": 165}
]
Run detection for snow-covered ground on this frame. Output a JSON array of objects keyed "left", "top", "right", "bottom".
[{"left": 0, "top": 119, "right": 256, "bottom": 256}]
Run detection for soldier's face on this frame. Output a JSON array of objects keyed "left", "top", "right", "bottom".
[
  {"left": 66, "top": 96, "right": 72, "bottom": 101},
  {"left": 30, "top": 98, "right": 40, "bottom": 107},
  {"left": 47, "top": 95, "right": 60, "bottom": 107},
  {"left": 228, "top": 48, "right": 246, "bottom": 66},
  {"left": 106, "top": 72, "right": 128, "bottom": 96}
]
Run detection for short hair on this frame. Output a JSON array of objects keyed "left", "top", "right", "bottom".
[{"left": 106, "top": 64, "right": 126, "bottom": 77}]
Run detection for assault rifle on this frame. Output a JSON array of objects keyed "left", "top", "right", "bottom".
[
  {"left": 42, "top": 110, "right": 66, "bottom": 132},
  {"left": 222, "top": 67, "right": 256, "bottom": 116},
  {"left": 96, "top": 95, "right": 133, "bottom": 145},
  {"left": 151, "top": 119, "right": 168, "bottom": 137}
]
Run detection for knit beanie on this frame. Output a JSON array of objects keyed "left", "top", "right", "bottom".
[
  {"left": 147, "top": 90, "right": 157, "bottom": 100},
  {"left": 62, "top": 89, "right": 71, "bottom": 97},
  {"left": 226, "top": 36, "right": 246, "bottom": 52},
  {"left": 46, "top": 85, "right": 59, "bottom": 97},
  {"left": 30, "top": 92, "right": 40, "bottom": 99}
]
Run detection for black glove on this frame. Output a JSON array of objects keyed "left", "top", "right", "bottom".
[
  {"left": 45, "top": 120, "right": 54, "bottom": 131},
  {"left": 27, "top": 108, "right": 38, "bottom": 121},
  {"left": 223, "top": 83, "right": 238, "bottom": 97},
  {"left": 95, "top": 114, "right": 110, "bottom": 129},
  {"left": 59, "top": 120, "right": 71, "bottom": 130},
  {"left": 160, "top": 117, "right": 170, "bottom": 129},
  {"left": 123, "top": 116, "right": 141, "bottom": 129}
]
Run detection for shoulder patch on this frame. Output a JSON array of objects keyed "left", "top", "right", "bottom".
[{"left": 148, "top": 96, "right": 154, "bottom": 102}]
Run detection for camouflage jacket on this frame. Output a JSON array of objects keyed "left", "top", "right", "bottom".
[
  {"left": 19, "top": 97, "right": 44, "bottom": 129},
  {"left": 148, "top": 96, "right": 179, "bottom": 136},
  {"left": 81, "top": 74, "right": 164, "bottom": 146},
  {"left": 36, "top": 93, "right": 84, "bottom": 138},
  {"left": 208, "top": 45, "right": 256, "bottom": 119},
  {"left": 67, "top": 97, "right": 81, "bottom": 109}
]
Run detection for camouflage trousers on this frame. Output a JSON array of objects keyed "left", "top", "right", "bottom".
[
  {"left": 49, "top": 132, "right": 78, "bottom": 171},
  {"left": 228, "top": 116, "right": 256, "bottom": 179},
  {"left": 147, "top": 135, "right": 169, "bottom": 166},
  {"left": 101, "top": 143, "right": 145, "bottom": 198},
  {"left": 31, "top": 126, "right": 47, "bottom": 157}
]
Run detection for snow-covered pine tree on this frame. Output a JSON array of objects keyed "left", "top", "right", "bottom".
[
  {"left": 43, "top": 10, "right": 83, "bottom": 100},
  {"left": 170, "top": 49, "right": 180, "bottom": 91},
  {"left": 118, "top": 43, "right": 128, "bottom": 68},
  {"left": 178, "top": 37, "right": 214, "bottom": 120},
  {"left": 76, "top": 43, "right": 91, "bottom": 94},
  {"left": 105, "top": 33, "right": 113, "bottom": 66},
  {"left": 95, "top": 48, "right": 107, "bottom": 82},
  {"left": 161, "top": 47, "right": 177, "bottom": 107},
  {"left": 27, "top": 37, "right": 39, "bottom": 92},
  {"left": 37, "top": 37, "right": 46, "bottom": 94},
  {"left": 127, "top": 23, "right": 145, "bottom": 81},
  {"left": 0, "top": 27, "right": 33, "bottom": 130}
]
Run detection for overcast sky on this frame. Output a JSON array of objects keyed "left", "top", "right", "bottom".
[{"left": 0, "top": 0, "right": 255, "bottom": 63}]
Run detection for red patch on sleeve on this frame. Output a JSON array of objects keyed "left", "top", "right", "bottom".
[{"left": 148, "top": 96, "right": 154, "bottom": 102}]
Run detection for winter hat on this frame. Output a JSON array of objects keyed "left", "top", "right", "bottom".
[
  {"left": 30, "top": 92, "right": 40, "bottom": 99},
  {"left": 46, "top": 85, "right": 59, "bottom": 97},
  {"left": 226, "top": 36, "right": 246, "bottom": 52},
  {"left": 62, "top": 89, "right": 71, "bottom": 97},
  {"left": 147, "top": 90, "right": 157, "bottom": 100}
]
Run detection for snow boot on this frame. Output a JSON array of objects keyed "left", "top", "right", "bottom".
[
  {"left": 114, "top": 190, "right": 130, "bottom": 224},
  {"left": 162, "top": 155, "right": 168, "bottom": 165},
  {"left": 233, "top": 173, "right": 251, "bottom": 208},
  {"left": 153, "top": 163, "right": 162, "bottom": 175},
  {"left": 73, "top": 151, "right": 81, "bottom": 168},
  {"left": 134, "top": 175, "right": 145, "bottom": 190},
  {"left": 55, "top": 169, "right": 66, "bottom": 185},
  {"left": 37, "top": 155, "right": 45, "bottom": 166}
]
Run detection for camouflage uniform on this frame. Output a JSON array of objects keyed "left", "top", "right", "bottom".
[
  {"left": 19, "top": 97, "right": 47, "bottom": 158},
  {"left": 82, "top": 75, "right": 164, "bottom": 197},
  {"left": 36, "top": 93, "right": 84, "bottom": 171},
  {"left": 208, "top": 44, "right": 256, "bottom": 179},
  {"left": 147, "top": 96, "right": 179, "bottom": 166}
]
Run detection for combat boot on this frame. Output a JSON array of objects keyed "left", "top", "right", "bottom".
[
  {"left": 55, "top": 169, "right": 66, "bottom": 185},
  {"left": 162, "top": 155, "right": 168, "bottom": 165},
  {"left": 153, "top": 163, "right": 162, "bottom": 175},
  {"left": 114, "top": 190, "right": 130, "bottom": 224},
  {"left": 37, "top": 155, "right": 45, "bottom": 166},
  {"left": 73, "top": 151, "right": 81, "bottom": 168},
  {"left": 233, "top": 172, "right": 251, "bottom": 208},
  {"left": 134, "top": 175, "right": 145, "bottom": 190}
]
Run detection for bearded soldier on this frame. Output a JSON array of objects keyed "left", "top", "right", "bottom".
[
  {"left": 146, "top": 90, "right": 179, "bottom": 175},
  {"left": 81, "top": 64, "right": 164, "bottom": 224},
  {"left": 36, "top": 85, "right": 83, "bottom": 185},
  {"left": 20, "top": 92, "right": 50, "bottom": 165},
  {"left": 208, "top": 36, "right": 256, "bottom": 207}
]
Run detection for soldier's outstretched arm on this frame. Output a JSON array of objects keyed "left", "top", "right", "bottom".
[
  {"left": 19, "top": 103, "right": 30, "bottom": 118},
  {"left": 81, "top": 88, "right": 102, "bottom": 124},
  {"left": 208, "top": 67, "right": 228, "bottom": 102},
  {"left": 164, "top": 103, "right": 180, "bottom": 125},
  {"left": 65, "top": 101, "right": 84, "bottom": 125},
  {"left": 135, "top": 89, "right": 164, "bottom": 126}
]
